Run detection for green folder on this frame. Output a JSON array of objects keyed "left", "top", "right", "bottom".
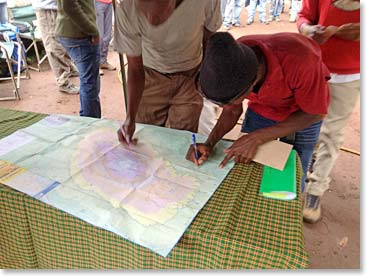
[{"left": 259, "top": 150, "right": 297, "bottom": 200}]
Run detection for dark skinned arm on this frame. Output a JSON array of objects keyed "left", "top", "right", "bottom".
[
  {"left": 299, "top": 23, "right": 337, "bottom": 45},
  {"left": 220, "top": 110, "right": 323, "bottom": 167},
  {"left": 186, "top": 103, "right": 243, "bottom": 165},
  {"left": 334, "top": 23, "right": 360, "bottom": 41},
  {"left": 205, "top": 104, "right": 243, "bottom": 148},
  {"left": 117, "top": 55, "right": 145, "bottom": 145},
  {"left": 300, "top": 22, "right": 360, "bottom": 44}
]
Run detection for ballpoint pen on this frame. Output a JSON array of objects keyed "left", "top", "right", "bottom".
[{"left": 191, "top": 133, "right": 199, "bottom": 161}]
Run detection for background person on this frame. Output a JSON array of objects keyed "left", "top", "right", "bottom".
[
  {"left": 246, "top": 0, "right": 269, "bottom": 25},
  {"left": 222, "top": 0, "right": 245, "bottom": 30},
  {"left": 33, "top": 0, "right": 79, "bottom": 95},
  {"left": 56, "top": 0, "right": 101, "bottom": 118},
  {"left": 0, "top": 0, "right": 7, "bottom": 24},
  {"left": 297, "top": 0, "right": 360, "bottom": 223},
  {"left": 95, "top": 0, "right": 116, "bottom": 76},
  {"left": 269, "top": 0, "right": 283, "bottom": 22}
]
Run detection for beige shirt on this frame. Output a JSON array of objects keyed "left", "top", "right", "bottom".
[{"left": 114, "top": 0, "right": 222, "bottom": 73}]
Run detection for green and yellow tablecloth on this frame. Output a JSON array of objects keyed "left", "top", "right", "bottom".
[{"left": 0, "top": 108, "right": 308, "bottom": 269}]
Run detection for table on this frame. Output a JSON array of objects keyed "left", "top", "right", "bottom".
[{"left": 0, "top": 108, "right": 308, "bottom": 269}]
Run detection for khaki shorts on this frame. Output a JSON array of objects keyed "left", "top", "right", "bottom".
[{"left": 136, "top": 66, "right": 203, "bottom": 132}]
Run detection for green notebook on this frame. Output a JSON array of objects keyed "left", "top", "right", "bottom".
[{"left": 259, "top": 150, "right": 297, "bottom": 200}]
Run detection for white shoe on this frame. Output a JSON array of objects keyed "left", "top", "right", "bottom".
[
  {"left": 289, "top": 14, "right": 297, "bottom": 23},
  {"left": 59, "top": 83, "right": 79, "bottom": 94}
]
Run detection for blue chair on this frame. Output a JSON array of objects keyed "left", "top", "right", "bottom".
[{"left": 7, "top": 3, "right": 47, "bottom": 72}]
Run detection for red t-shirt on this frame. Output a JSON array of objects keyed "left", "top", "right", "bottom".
[
  {"left": 297, "top": 0, "right": 360, "bottom": 74},
  {"left": 238, "top": 33, "right": 330, "bottom": 122}
]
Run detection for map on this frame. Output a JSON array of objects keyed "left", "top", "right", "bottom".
[{"left": 0, "top": 115, "right": 233, "bottom": 257}]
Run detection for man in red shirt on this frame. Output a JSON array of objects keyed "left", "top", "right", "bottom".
[
  {"left": 186, "top": 32, "right": 330, "bottom": 192},
  {"left": 297, "top": 0, "right": 360, "bottom": 224}
]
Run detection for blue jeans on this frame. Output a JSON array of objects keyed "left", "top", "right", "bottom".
[
  {"left": 269, "top": 0, "right": 283, "bottom": 17},
  {"left": 247, "top": 0, "right": 267, "bottom": 22},
  {"left": 0, "top": 3, "right": 7, "bottom": 24},
  {"left": 241, "top": 108, "right": 322, "bottom": 191},
  {"left": 95, "top": 1, "right": 113, "bottom": 65},
  {"left": 223, "top": 0, "right": 245, "bottom": 26},
  {"left": 221, "top": 0, "right": 228, "bottom": 18},
  {"left": 59, "top": 37, "right": 101, "bottom": 118}
]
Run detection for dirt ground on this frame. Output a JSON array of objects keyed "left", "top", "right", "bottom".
[{"left": 0, "top": 3, "right": 360, "bottom": 269}]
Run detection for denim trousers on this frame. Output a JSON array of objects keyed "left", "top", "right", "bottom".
[
  {"left": 269, "top": 0, "right": 283, "bottom": 17},
  {"left": 95, "top": 1, "right": 113, "bottom": 65},
  {"left": 0, "top": 3, "right": 7, "bottom": 24},
  {"left": 241, "top": 108, "right": 323, "bottom": 191},
  {"left": 223, "top": 0, "right": 245, "bottom": 26},
  {"left": 59, "top": 37, "right": 101, "bottom": 118},
  {"left": 221, "top": 0, "right": 228, "bottom": 18},
  {"left": 247, "top": 0, "right": 267, "bottom": 22}
]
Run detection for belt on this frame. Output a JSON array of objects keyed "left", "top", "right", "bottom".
[{"left": 148, "top": 65, "right": 200, "bottom": 78}]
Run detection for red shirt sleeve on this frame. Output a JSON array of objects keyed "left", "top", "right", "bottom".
[{"left": 297, "top": 0, "right": 320, "bottom": 31}]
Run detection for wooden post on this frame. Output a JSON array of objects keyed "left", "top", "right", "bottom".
[{"left": 112, "top": 0, "right": 128, "bottom": 112}]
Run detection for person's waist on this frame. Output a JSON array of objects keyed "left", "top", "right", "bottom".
[{"left": 147, "top": 65, "right": 200, "bottom": 77}]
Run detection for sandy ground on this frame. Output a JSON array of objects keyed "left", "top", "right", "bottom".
[{"left": 0, "top": 4, "right": 360, "bottom": 269}]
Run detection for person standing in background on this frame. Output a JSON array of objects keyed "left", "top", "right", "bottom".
[
  {"left": 95, "top": 0, "right": 116, "bottom": 76},
  {"left": 246, "top": 0, "right": 269, "bottom": 25},
  {"left": 289, "top": 0, "right": 302, "bottom": 22},
  {"left": 56, "top": 0, "right": 101, "bottom": 118},
  {"left": 269, "top": 0, "right": 283, "bottom": 22},
  {"left": 297, "top": 0, "right": 360, "bottom": 224},
  {"left": 0, "top": 0, "right": 7, "bottom": 24},
  {"left": 223, "top": 0, "right": 245, "bottom": 30},
  {"left": 32, "top": 0, "right": 79, "bottom": 95},
  {"left": 221, "top": 0, "right": 228, "bottom": 19}
]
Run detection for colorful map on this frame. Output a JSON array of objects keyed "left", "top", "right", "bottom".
[{"left": 0, "top": 115, "right": 233, "bottom": 257}]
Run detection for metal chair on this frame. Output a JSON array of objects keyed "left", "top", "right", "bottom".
[
  {"left": 0, "top": 40, "right": 30, "bottom": 100},
  {"left": 7, "top": 3, "right": 47, "bottom": 72}
]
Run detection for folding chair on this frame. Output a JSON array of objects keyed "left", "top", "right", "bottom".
[
  {"left": 7, "top": 2, "right": 47, "bottom": 72},
  {"left": 0, "top": 41, "right": 27, "bottom": 100}
]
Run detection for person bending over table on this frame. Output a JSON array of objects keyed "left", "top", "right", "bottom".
[
  {"left": 114, "top": 0, "right": 222, "bottom": 145},
  {"left": 186, "top": 32, "right": 330, "bottom": 190}
]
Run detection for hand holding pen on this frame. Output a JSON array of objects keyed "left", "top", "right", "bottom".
[{"left": 186, "top": 133, "right": 213, "bottom": 166}]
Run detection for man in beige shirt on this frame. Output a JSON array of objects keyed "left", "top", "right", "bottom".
[{"left": 114, "top": 0, "right": 222, "bottom": 144}]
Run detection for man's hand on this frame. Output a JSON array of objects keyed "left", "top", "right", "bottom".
[
  {"left": 335, "top": 23, "right": 360, "bottom": 41},
  {"left": 304, "top": 25, "right": 338, "bottom": 44},
  {"left": 219, "top": 132, "right": 265, "bottom": 168},
  {"left": 91, "top": 35, "right": 100, "bottom": 45},
  {"left": 186, "top": 143, "right": 213, "bottom": 166},
  {"left": 117, "top": 120, "right": 138, "bottom": 146}
]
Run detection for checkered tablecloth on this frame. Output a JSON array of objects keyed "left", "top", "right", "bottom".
[{"left": 0, "top": 108, "right": 308, "bottom": 269}]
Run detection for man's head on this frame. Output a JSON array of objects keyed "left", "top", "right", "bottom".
[
  {"left": 197, "top": 32, "right": 259, "bottom": 106},
  {"left": 137, "top": 0, "right": 176, "bottom": 26}
]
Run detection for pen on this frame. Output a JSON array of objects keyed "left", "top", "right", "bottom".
[{"left": 191, "top": 133, "right": 199, "bottom": 161}]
